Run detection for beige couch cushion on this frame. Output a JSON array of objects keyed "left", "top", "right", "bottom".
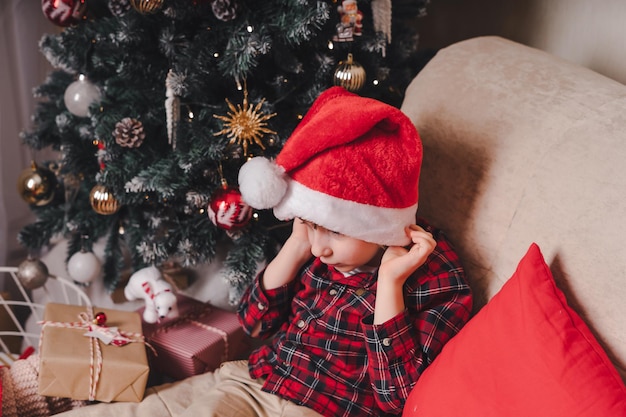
[{"left": 401, "top": 36, "right": 626, "bottom": 380}]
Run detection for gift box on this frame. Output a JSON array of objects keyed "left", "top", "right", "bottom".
[
  {"left": 38, "top": 303, "right": 149, "bottom": 403},
  {"left": 141, "top": 294, "right": 251, "bottom": 381}
]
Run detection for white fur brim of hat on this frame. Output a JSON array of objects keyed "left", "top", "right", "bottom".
[{"left": 238, "top": 157, "right": 416, "bottom": 246}]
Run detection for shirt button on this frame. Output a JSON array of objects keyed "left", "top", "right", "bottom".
[
  {"left": 297, "top": 320, "right": 306, "bottom": 328},
  {"left": 355, "top": 288, "right": 366, "bottom": 296},
  {"left": 382, "top": 337, "right": 392, "bottom": 347},
  {"left": 329, "top": 289, "right": 338, "bottom": 296},
  {"left": 257, "top": 302, "right": 265, "bottom": 310}
]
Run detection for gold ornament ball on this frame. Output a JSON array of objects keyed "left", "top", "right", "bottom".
[
  {"left": 333, "top": 53, "right": 366, "bottom": 93},
  {"left": 90, "top": 184, "right": 120, "bottom": 215},
  {"left": 130, "top": 0, "right": 164, "bottom": 14},
  {"left": 17, "top": 162, "right": 57, "bottom": 206},
  {"left": 17, "top": 257, "right": 49, "bottom": 290}
]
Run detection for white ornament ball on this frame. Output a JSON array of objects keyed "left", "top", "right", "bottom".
[
  {"left": 64, "top": 75, "right": 101, "bottom": 117},
  {"left": 67, "top": 250, "right": 102, "bottom": 285}
]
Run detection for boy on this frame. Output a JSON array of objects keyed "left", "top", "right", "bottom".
[
  {"left": 233, "top": 86, "right": 473, "bottom": 416},
  {"left": 57, "top": 87, "right": 471, "bottom": 417}
]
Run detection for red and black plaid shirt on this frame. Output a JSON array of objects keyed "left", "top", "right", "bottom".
[{"left": 238, "top": 221, "right": 472, "bottom": 417}]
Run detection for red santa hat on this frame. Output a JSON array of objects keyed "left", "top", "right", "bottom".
[{"left": 238, "top": 86, "right": 422, "bottom": 246}]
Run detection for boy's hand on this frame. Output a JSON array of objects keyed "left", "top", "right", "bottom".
[
  {"left": 286, "top": 218, "right": 313, "bottom": 257},
  {"left": 290, "top": 217, "right": 312, "bottom": 243},
  {"left": 379, "top": 225, "right": 436, "bottom": 286},
  {"left": 261, "top": 218, "right": 312, "bottom": 291},
  {"left": 374, "top": 225, "right": 436, "bottom": 324}
]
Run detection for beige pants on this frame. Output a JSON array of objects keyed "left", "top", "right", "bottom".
[{"left": 57, "top": 360, "right": 323, "bottom": 417}]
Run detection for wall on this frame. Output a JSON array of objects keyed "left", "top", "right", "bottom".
[
  {"left": 0, "top": 0, "right": 56, "bottom": 268},
  {"left": 416, "top": 0, "right": 626, "bottom": 85}
]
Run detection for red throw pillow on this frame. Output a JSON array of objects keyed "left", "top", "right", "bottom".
[{"left": 404, "top": 243, "right": 626, "bottom": 417}]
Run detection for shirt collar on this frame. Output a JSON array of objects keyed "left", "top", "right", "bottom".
[{"left": 312, "top": 258, "right": 377, "bottom": 288}]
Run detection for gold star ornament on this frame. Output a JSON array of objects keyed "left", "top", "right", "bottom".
[{"left": 214, "top": 88, "right": 277, "bottom": 156}]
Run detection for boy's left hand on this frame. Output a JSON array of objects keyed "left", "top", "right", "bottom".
[{"left": 379, "top": 224, "right": 436, "bottom": 285}]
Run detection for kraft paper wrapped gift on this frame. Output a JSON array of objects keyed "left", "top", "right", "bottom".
[
  {"left": 38, "top": 303, "right": 149, "bottom": 403},
  {"left": 141, "top": 294, "right": 251, "bottom": 381}
]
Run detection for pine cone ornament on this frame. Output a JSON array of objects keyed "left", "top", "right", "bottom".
[
  {"left": 113, "top": 117, "right": 146, "bottom": 148},
  {"left": 211, "top": 0, "right": 238, "bottom": 21},
  {"left": 108, "top": 0, "right": 131, "bottom": 16}
]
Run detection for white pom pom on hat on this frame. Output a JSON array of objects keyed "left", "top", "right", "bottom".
[
  {"left": 237, "top": 156, "right": 287, "bottom": 209},
  {"left": 238, "top": 86, "right": 423, "bottom": 246}
]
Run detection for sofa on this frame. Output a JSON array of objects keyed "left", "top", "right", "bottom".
[
  {"left": 400, "top": 36, "right": 626, "bottom": 415},
  {"left": 47, "top": 36, "right": 626, "bottom": 416}
]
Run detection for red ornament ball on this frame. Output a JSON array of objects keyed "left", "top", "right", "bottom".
[
  {"left": 93, "top": 311, "right": 107, "bottom": 326},
  {"left": 41, "top": 0, "right": 87, "bottom": 27},
  {"left": 208, "top": 184, "right": 252, "bottom": 231}
]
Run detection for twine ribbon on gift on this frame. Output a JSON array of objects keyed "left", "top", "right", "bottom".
[
  {"left": 152, "top": 306, "right": 230, "bottom": 363},
  {"left": 38, "top": 309, "right": 151, "bottom": 401}
]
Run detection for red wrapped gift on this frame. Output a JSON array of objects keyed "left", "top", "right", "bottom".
[{"left": 140, "top": 295, "right": 251, "bottom": 380}]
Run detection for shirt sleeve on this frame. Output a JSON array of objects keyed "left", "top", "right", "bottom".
[
  {"left": 237, "top": 269, "right": 297, "bottom": 339},
  {"left": 361, "top": 224, "right": 473, "bottom": 414}
]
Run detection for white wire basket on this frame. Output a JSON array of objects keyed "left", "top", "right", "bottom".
[{"left": 0, "top": 266, "right": 91, "bottom": 366}]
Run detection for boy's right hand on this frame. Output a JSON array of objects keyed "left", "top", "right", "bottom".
[
  {"left": 261, "top": 218, "right": 312, "bottom": 290},
  {"left": 287, "top": 218, "right": 313, "bottom": 255}
]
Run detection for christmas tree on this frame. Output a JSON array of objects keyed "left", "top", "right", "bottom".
[{"left": 17, "top": 0, "right": 431, "bottom": 304}]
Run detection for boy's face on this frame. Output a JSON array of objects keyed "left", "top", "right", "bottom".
[{"left": 300, "top": 220, "right": 380, "bottom": 273}]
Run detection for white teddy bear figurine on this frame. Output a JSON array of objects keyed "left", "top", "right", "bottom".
[{"left": 124, "top": 265, "right": 179, "bottom": 323}]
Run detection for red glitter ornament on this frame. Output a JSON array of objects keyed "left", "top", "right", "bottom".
[
  {"left": 93, "top": 311, "right": 107, "bottom": 326},
  {"left": 95, "top": 140, "right": 106, "bottom": 170},
  {"left": 208, "top": 179, "right": 252, "bottom": 231},
  {"left": 41, "top": 0, "right": 87, "bottom": 27}
]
